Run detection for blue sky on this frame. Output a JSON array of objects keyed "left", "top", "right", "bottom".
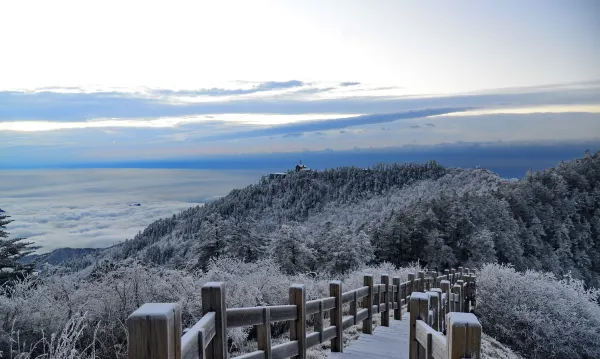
[{"left": 1, "top": 0, "right": 599, "bottom": 174}]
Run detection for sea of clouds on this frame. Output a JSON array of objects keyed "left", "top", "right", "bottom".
[{"left": 1, "top": 169, "right": 260, "bottom": 252}]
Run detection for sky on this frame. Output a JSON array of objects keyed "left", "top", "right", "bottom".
[
  {"left": 1, "top": 0, "right": 600, "bottom": 252},
  {"left": 1, "top": 0, "right": 599, "bottom": 169}
]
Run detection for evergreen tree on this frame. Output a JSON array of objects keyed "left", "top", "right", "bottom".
[{"left": 0, "top": 209, "right": 39, "bottom": 286}]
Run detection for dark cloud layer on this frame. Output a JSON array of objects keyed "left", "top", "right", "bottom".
[
  {"left": 196, "top": 107, "right": 473, "bottom": 141},
  {"left": 1, "top": 82, "right": 598, "bottom": 121}
]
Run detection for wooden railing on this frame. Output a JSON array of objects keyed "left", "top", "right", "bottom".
[{"left": 127, "top": 267, "right": 480, "bottom": 359}]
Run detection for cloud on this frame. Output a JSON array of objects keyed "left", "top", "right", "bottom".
[
  {"left": 197, "top": 107, "right": 473, "bottom": 141},
  {"left": 1, "top": 80, "right": 598, "bottom": 123},
  {"left": 150, "top": 80, "right": 306, "bottom": 97},
  {"left": 283, "top": 133, "right": 303, "bottom": 138},
  {"left": 1, "top": 169, "right": 261, "bottom": 252},
  {"left": 340, "top": 82, "right": 361, "bottom": 86},
  {"left": 410, "top": 125, "right": 421, "bottom": 129}
]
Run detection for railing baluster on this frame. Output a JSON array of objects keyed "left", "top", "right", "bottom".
[
  {"left": 257, "top": 307, "right": 272, "bottom": 359},
  {"left": 314, "top": 300, "right": 324, "bottom": 344},
  {"left": 127, "top": 303, "right": 182, "bottom": 359},
  {"left": 381, "top": 274, "right": 390, "bottom": 327},
  {"left": 289, "top": 284, "right": 306, "bottom": 359},
  {"left": 447, "top": 312, "right": 482, "bottom": 359},
  {"left": 330, "top": 281, "right": 343, "bottom": 353},
  {"left": 351, "top": 290, "right": 358, "bottom": 325},
  {"left": 409, "top": 292, "right": 429, "bottom": 359},
  {"left": 363, "top": 275, "right": 374, "bottom": 334},
  {"left": 393, "top": 277, "right": 401, "bottom": 320},
  {"left": 202, "top": 282, "right": 227, "bottom": 359}
]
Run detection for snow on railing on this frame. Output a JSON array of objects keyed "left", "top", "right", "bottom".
[{"left": 127, "top": 267, "right": 479, "bottom": 359}]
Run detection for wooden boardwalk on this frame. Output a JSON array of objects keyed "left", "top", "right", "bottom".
[
  {"left": 329, "top": 312, "right": 410, "bottom": 359},
  {"left": 128, "top": 268, "right": 482, "bottom": 359}
]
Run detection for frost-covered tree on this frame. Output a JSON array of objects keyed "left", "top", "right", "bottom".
[
  {"left": 0, "top": 210, "right": 39, "bottom": 287},
  {"left": 270, "top": 223, "right": 314, "bottom": 274}
]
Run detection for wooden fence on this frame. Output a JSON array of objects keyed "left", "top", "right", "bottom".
[{"left": 127, "top": 267, "right": 479, "bottom": 359}]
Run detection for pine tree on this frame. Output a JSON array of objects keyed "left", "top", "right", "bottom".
[{"left": 0, "top": 209, "right": 39, "bottom": 286}]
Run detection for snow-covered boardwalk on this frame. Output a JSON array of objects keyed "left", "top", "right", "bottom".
[
  {"left": 127, "top": 267, "right": 481, "bottom": 359},
  {"left": 329, "top": 312, "right": 411, "bottom": 359}
]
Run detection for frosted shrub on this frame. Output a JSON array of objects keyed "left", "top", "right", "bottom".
[{"left": 476, "top": 263, "right": 600, "bottom": 359}]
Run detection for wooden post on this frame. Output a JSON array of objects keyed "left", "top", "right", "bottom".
[
  {"left": 440, "top": 280, "right": 451, "bottom": 323},
  {"left": 290, "top": 284, "right": 306, "bottom": 359},
  {"left": 407, "top": 273, "right": 415, "bottom": 313},
  {"left": 330, "top": 281, "right": 343, "bottom": 352},
  {"left": 426, "top": 332, "right": 433, "bottom": 359},
  {"left": 471, "top": 274, "right": 477, "bottom": 307},
  {"left": 128, "top": 303, "right": 182, "bottom": 359},
  {"left": 426, "top": 291, "right": 440, "bottom": 331},
  {"left": 374, "top": 283, "right": 380, "bottom": 313},
  {"left": 314, "top": 300, "right": 324, "bottom": 344},
  {"left": 447, "top": 312, "right": 482, "bottom": 359},
  {"left": 456, "top": 280, "right": 464, "bottom": 313},
  {"left": 351, "top": 291, "right": 358, "bottom": 325},
  {"left": 452, "top": 284, "right": 461, "bottom": 313},
  {"left": 381, "top": 274, "right": 390, "bottom": 326},
  {"left": 393, "top": 277, "right": 401, "bottom": 320},
  {"left": 409, "top": 293, "right": 429, "bottom": 359},
  {"left": 201, "top": 282, "right": 227, "bottom": 359},
  {"left": 363, "top": 275, "right": 374, "bottom": 334},
  {"left": 418, "top": 271, "right": 425, "bottom": 292},
  {"left": 257, "top": 307, "right": 272, "bottom": 359}
]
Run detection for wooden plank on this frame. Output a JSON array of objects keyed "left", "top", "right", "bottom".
[
  {"left": 257, "top": 308, "right": 272, "bottom": 359},
  {"left": 342, "top": 290, "right": 355, "bottom": 304},
  {"left": 362, "top": 275, "right": 373, "bottom": 334},
  {"left": 227, "top": 307, "right": 262, "bottom": 328},
  {"left": 289, "top": 284, "right": 306, "bottom": 359},
  {"left": 415, "top": 320, "right": 431, "bottom": 347},
  {"left": 306, "top": 332, "right": 320, "bottom": 348},
  {"left": 305, "top": 300, "right": 319, "bottom": 315},
  {"left": 323, "top": 297, "right": 336, "bottom": 311},
  {"left": 431, "top": 332, "right": 447, "bottom": 359},
  {"left": 356, "top": 286, "right": 369, "bottom": 299},
  {"left": 323, "top": 326, "right": 337, "bottom": 342},
  {"left": 330, "top": 281, "right": 343, "bottom": 353},
  {"left": 342, "top": 315, "right": 355, "bottom": 330},
  {"left": 272, "top": 341, "right": 299, "bottom": 359},
  {"left": 182, "top": 312, "right": 215, "bottom": 359},
  {"left": 356, "top": 308, "right": 368, "bottom": 322},
  {"left": 381, "top": 274, "right": 390, "bottom": 327},
  {"left": 128, "top": 303, "right": 181, "bottom": 359},
  {"left": 235, "top": 351, "right": 265, "bottom": 359},
  {"left": 202, "top": 282, "right": 227, "bottom": 359},
  {"left": 270, "top": 305, "right": 298, "bottom": 323}
]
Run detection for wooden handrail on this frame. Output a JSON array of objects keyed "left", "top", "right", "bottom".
[{"left": 127, "top": 268, "right": 479, "bottom": 359}]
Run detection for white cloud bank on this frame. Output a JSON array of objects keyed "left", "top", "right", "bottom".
[{"left": 1, "top": 169, "right": 260, "bottom": 252}]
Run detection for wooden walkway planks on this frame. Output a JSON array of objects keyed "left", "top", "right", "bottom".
[{"left": 328, "top": 312, "right": 410, "bottom": 359}]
